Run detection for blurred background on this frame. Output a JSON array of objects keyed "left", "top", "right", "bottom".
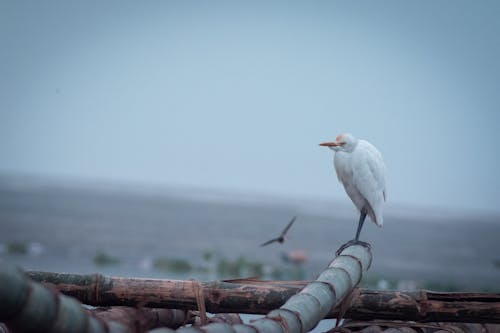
[{"left": 1, "top": 0, "right": 500, "bottom": 295}]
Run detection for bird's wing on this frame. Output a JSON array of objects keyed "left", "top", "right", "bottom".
[
  {"left": 352, "top": 141, "right": 386, "bottom": 225},
  {"left": 260, "top": 238, "right": 279, "bottom": 247},
  {"left": 281, "top": 216, "right": 297, "bottom": 236}
]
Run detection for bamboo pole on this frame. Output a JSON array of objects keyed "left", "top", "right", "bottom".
[
  {"left": 0, "top": 261, "right": 122, "bottom": 333},
  {"left": 147, "top": 244, "right": 373, "bottom": 333},
  {"left": 26, "top": 271, "right": 300, "bottom": 313},
  {"left": 333, "top": 320, "right": 500, "bottom": 333},
  {"left": 345, "top": 290, "right": 500, "bottom": 323},
  {"left": 28, "top": 271, "right": 500, "bottom": 323},
  {"left": 2, "top": 244, "right": 372, "bottom": 333},
  {"left": 167, "top": 244, "right": 372, "bottom": 332},
  {"left": 0, "top": 262, "right": 191, "bottom": 333},
  {"left": 89, "top": 306, "right": 191, "bottom": 331}
]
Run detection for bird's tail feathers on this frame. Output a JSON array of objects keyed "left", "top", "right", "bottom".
[
  {"left": 370, "top": 210, "right": 383, "bottom": 227},
  {"left": 369, "top": 201, "right": 384, "bottom": 227}
]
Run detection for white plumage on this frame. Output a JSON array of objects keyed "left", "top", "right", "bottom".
[{"left": 320, "top": 133, "right": 386, "bottom": 241}]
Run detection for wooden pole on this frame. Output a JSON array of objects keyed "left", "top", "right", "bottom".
[
  {"left": 2, "top": 244, "right": 372, "bottom": 333},
  {"left": 0, "top": 262, "right": 191, "bottom": 333},
  {"left": 88, "top": 306, "right": 191, "bottom": 331},
  {"left": 27, "top": 273, "right": 500, "bottom": 324},
  {"left": 26, "top": 271, "right": 300, "bottom": 313}
]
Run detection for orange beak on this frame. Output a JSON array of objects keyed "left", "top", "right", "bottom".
[{"left": 319, "top": 141, "right": 340, "bottom": 147}]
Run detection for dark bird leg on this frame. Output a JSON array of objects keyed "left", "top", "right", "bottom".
[
  {"left": 336, "top": 207, "right": 371, "bottom": 256},
  {"left": 354, "top": 207, "right": 367, "bottom": 241}
]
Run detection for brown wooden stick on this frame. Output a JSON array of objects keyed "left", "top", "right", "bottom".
[{"left": 27, "top": 271, "right": 500, "bottom": 323}]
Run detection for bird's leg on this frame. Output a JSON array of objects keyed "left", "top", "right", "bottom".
[
  {"left": 354, "top": 207, "right": 367, "bottom": 241},
  {"left": 336, "top": 208, "right": 370, "bottom": 256}
]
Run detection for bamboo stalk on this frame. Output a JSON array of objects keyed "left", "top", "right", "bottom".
[
  {"left": 0, "top": 262, "right": 125, "bottom": 333},
  {"left": 151, "top": 244, "right": 373, "bottom": 333},
  {"left": 0, "top": 262, "right": 190, "bottom": 333},
  {"left": 89, "top": 306, "right": 191, "bottom": 331},
  {"left": 0, "top": 244, "right": 373, "bottom": 333},
  {"left": 333, "top": 320, "right": 500, "bottom": 333},
  {"left": 26, "top": 271, "right": 300, "bottom": 313},
  {"left": 23, "top": 244, "right": 371, "bottom": 333},
  {"left": 27, "top": 272, "right": 500, "bottom": 323}
]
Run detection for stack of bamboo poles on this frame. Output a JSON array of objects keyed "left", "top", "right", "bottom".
[
  {"left": 329, "top": 320, "right": 500, "bottom": 333},
  {"left": 0, "top": 261, "right": 191, "bottom": 332},
  {"left": 24, "top": 273, "right": 500, "bottom": 324},
  {"left": 2, "top": 242, "right": 500, "bottom": 332},
  {"left": 0, "top": 244, "right": 372, "bottom": 332}
]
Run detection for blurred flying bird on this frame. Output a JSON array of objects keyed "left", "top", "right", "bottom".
[
  {"left": 260, "top": 216, "right": 297, "bottom": 247},
  {"left": 320, "top": 133, "right": 386, "bottom": 249}
]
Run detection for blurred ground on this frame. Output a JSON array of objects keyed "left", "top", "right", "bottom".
[{"left": 1, "top": 175, "right": 499, "bottom": 292}]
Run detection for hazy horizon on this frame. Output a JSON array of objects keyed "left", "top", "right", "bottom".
[{"left": 1, "top": 171, "right": 499, "bottom": 219}]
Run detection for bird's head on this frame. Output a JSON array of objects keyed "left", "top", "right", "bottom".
[{"left": 319, "top": 133, "right": 358, "bottom": 152}]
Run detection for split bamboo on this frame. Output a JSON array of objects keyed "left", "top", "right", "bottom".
[{"left": 28, "top": 271, "right": 500, "bottom": 323}]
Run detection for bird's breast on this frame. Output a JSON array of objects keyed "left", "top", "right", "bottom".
[{"left": 334, "top": 152, "right": 353, "bottom": 183}]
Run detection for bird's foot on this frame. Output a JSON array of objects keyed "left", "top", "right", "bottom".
[{"left": 335, "top": 240, "right": 371, "bottom": 256}]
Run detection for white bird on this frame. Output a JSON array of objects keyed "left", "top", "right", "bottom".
[{"left": 319, "top": 133, "right": 386, "bottom": 246}]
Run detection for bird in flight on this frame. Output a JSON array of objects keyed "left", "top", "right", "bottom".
[
  {"left": 260, "top": 216, "right": 297, "bottom": 247},
  {"left": 320, "top": 133, "right": 386, "bottom": 250}
]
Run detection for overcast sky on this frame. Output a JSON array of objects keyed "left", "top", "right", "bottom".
[{"left": 1, "top": 1, "right": 499, "bottom": 213}]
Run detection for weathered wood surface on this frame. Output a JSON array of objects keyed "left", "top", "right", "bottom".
[
  {"left": 8, "top": 244, "right": 372, "bottom": 333},
  {"left": 26, "top": 271, "right": 303, "bottom": 313},
  {"left": 0, "top": 262, "right": 128, "bottom": 333},
  {"left": 0, "top": 262, "right": 191, "bottom": 333},
  {"left": 28, "top": 271, "right": 500, "bottom": 323},
  {"left": 330, "top": 320, "right": 500, "bottom": 333},
  {"left": 89, "top": 306, "right": 191, "bottom": 331},
  {"left": 346, "top": 290, "right": 500, "bottom": 323}
]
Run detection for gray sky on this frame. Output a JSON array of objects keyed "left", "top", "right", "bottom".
[{"left": 1, "top": 1, "right": 500, "bottom": 213}]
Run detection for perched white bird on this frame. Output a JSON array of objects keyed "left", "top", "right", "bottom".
[{"left": 320, "top": 133, "right": 386, "bottom": 245}]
